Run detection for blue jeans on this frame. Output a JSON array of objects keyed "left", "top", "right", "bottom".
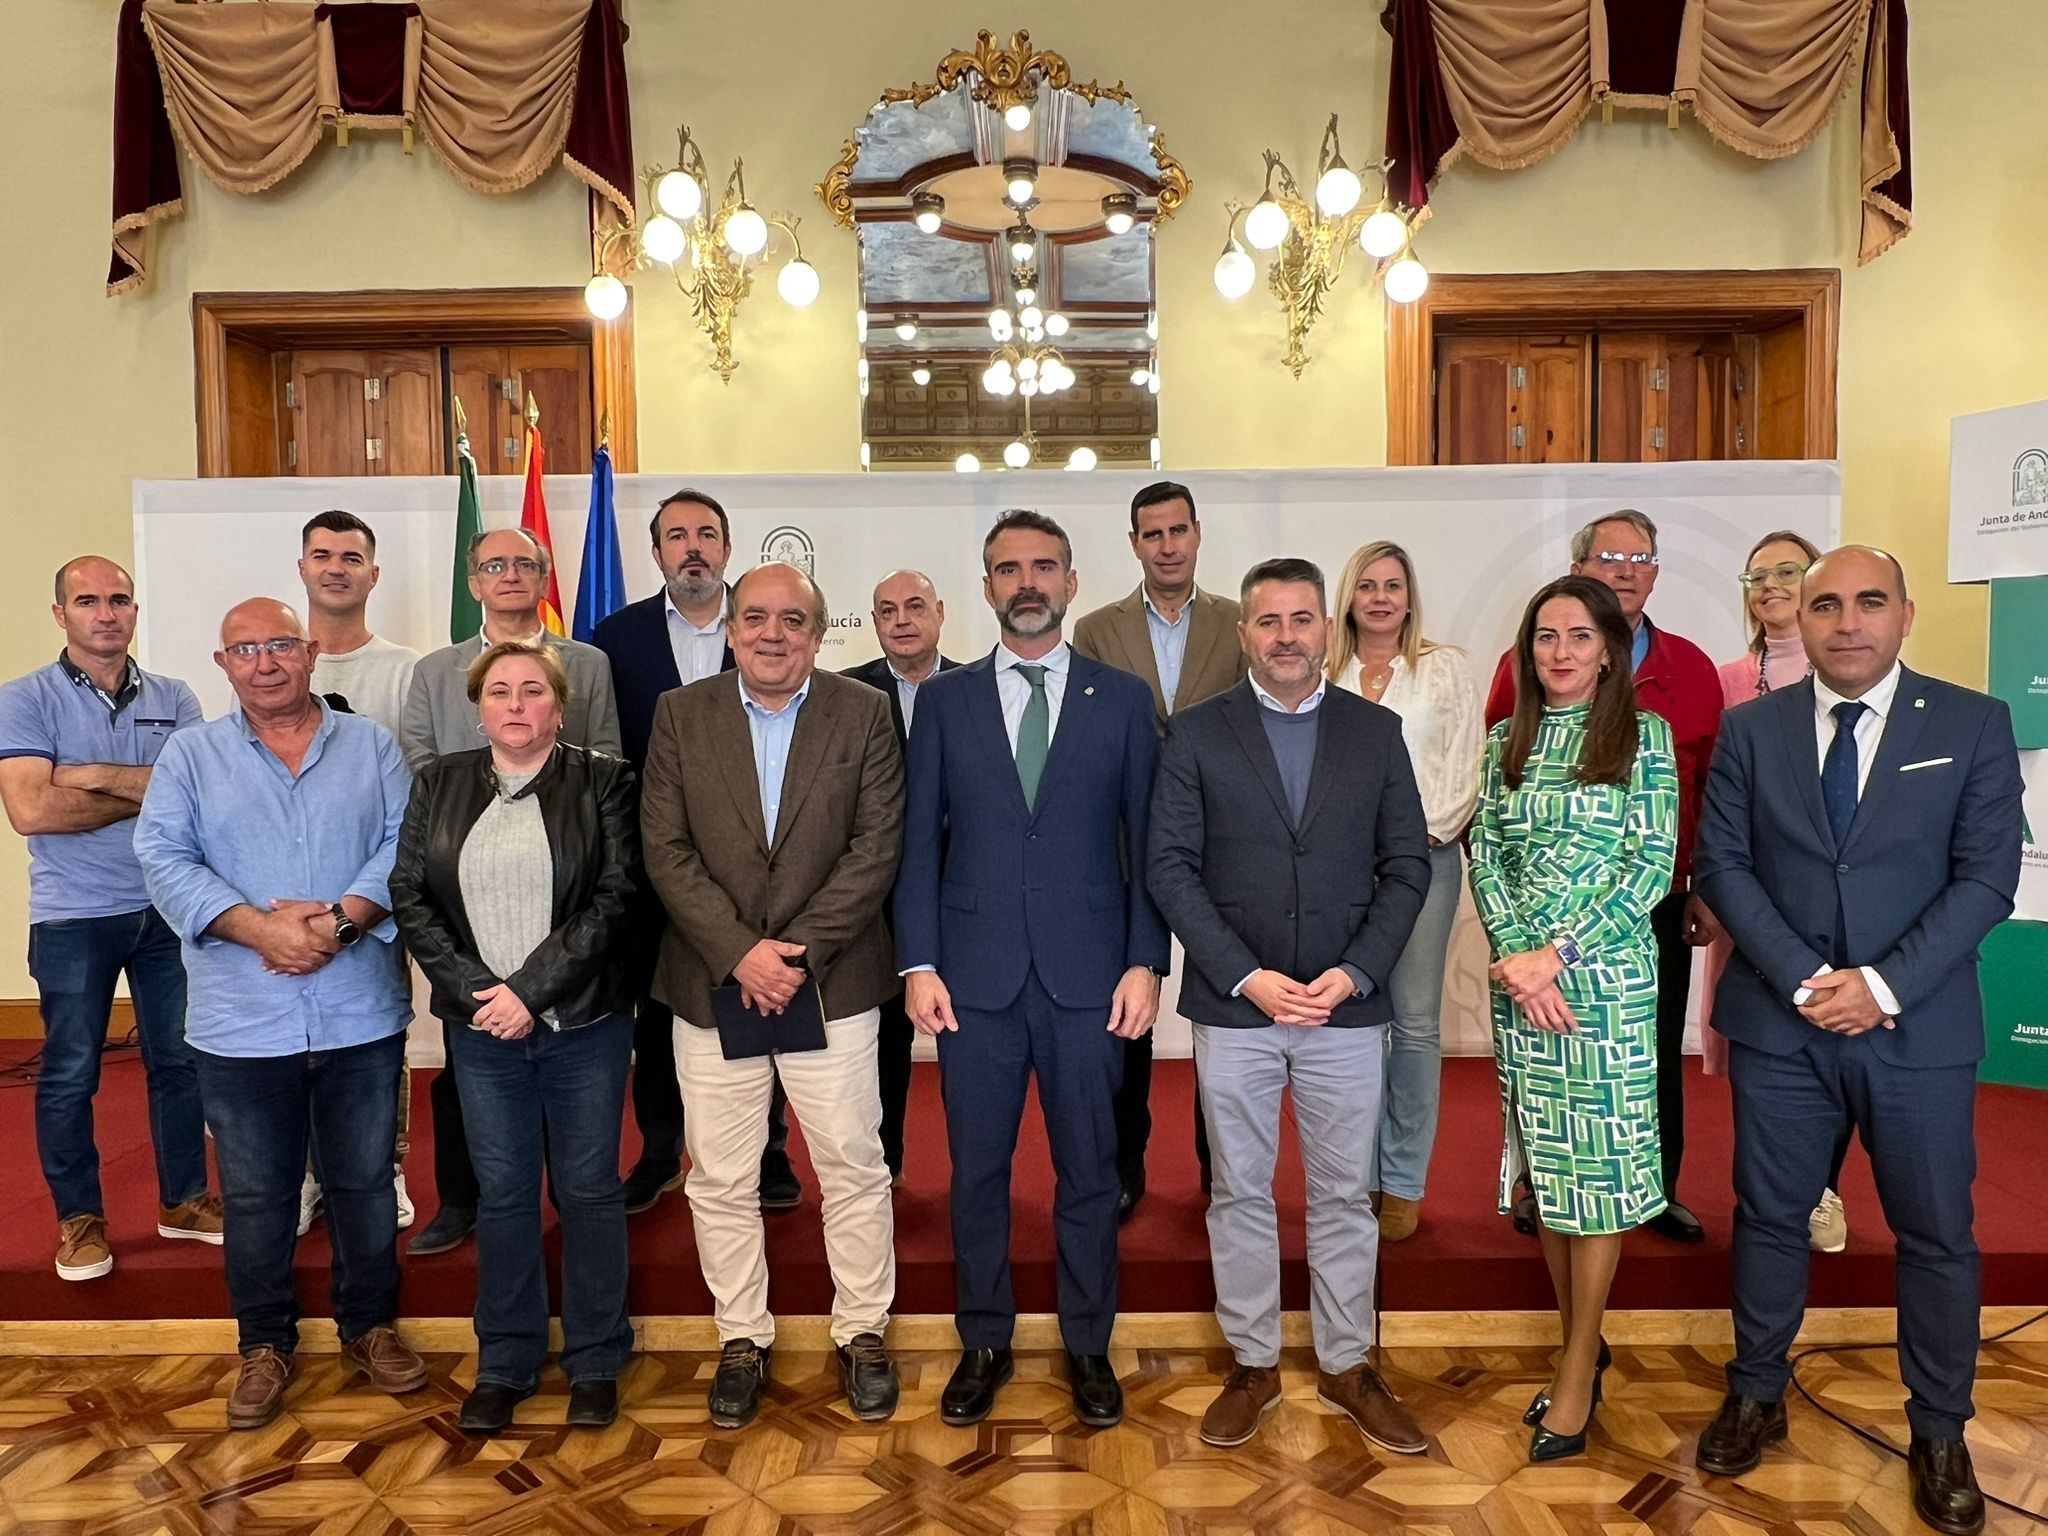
[
  {"left": 1372, "top": 843, "right": 1464, "bottom": 1201},
  {"left": 449, "top": 1011, "right": 633, "bottom": 1388},
  {"left": 28, "top": 907, "right": 206, "bottom": 1220},
  {"left": 197, "top": 1031, "right": 405, "bottom": 1356}
]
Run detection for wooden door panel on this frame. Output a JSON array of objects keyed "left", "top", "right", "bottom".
[
  {"left": 290, "top": 351, "right": 373, "bottom": 476},
  {"left": 1521, "top": 335, "right": 1588, "bottom": 463},
  {"left": 447, "top": 344, "right": 510, "bottom": 474},
  {"left": 225, "top": 336, "right": 280, "bottom": 476},
  {"left": 366, "top": 349, "right": 443, "bottom": 476},
  {"left": 1596, "top": 334, "right": 1658, "bottom": 463},
  {"left": 511, "top": 344, "right": 594, "bottom": 475},
  {"left": 1756, "top": 320, "right": 1806, "bottom": 459},
  {"left": 1663, "top": 336, "right": 1704, "bottom": 463},
  {"left": 1435, "top": 336, "right": 1515, "bottom": 465}
]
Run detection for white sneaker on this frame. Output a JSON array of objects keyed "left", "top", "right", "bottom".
[
  {"left": 1808, "top": 1188, "right": 1847, "bottom": 1253},
  {"left": 394, "top": 1167, "right": 415, "bottom": 1231},
  {"left": 297, "top": 1171, "right": 323, "bottom": 1238}
]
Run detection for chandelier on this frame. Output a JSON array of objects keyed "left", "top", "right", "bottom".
[
  {"left": 1212, "top": 114, "right": 1427, "bottom": 377},
  {"left": 585, "top": 126, "right": 818, "bottom": 383}
]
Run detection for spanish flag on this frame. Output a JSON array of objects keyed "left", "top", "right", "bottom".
[{"left": 518, "top": 393, "right": 566, "bottom": 635}]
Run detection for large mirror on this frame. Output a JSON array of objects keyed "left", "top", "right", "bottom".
[{"left": 819, "top": 33, "right": 1188, "bottom": 472}]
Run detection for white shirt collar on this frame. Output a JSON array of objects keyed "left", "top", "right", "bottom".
[
  {"left": 666, "top": 586, "right": 728, "bottom": 636},
  {"left": 1813, "top": 660, "right": 1901, "bottom": 721},
  {"left": 887, "top": 658, "right": 936, "bottom": 689},
  {"left": 1250, "top": 675, "right": 1326, "bottom": 715},
  {"left": 479, "top": 624, "right": 547, "bottom": 651},
  {"left": 995, "top": 640, "right": 1070, "bottom": 676},
  {"left": 739, "top": 673, "right": 811, "bottom": 718}
]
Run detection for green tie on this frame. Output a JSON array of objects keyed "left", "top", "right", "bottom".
[{"left": 1014, "top": 664, "right": 1049, "bottom": 810}]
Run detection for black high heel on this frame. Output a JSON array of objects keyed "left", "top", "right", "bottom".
[
  {"left": 1522, "top": 1339, "right": 1611, "bottom": 1426},
  {"left": 1530, "top": 1402, "right": 1597, "bottom": 1462}
]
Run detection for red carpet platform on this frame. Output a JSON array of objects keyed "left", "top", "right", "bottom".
[{"left": 2, "top": 1044, "right": 2043, "bottom": 1322}]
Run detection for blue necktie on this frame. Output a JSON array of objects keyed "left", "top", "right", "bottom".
[{"left": 1822, "top": 700, "right": 1868, "bottom": 846}]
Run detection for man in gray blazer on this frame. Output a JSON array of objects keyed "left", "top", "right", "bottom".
[
  {"left": 1693, "top": 546, "right": 2023, "bottom": 1535},
  {"left": 1147, "top": 556, "right": 1431, "bottom": 1456},
  {"left": 397, "top": 526, "right": 622, "bottom": 1257}
]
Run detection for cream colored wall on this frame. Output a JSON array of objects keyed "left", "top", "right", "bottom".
[{"left": 2, "top": 0, "right": 2043, "bottom": 996}]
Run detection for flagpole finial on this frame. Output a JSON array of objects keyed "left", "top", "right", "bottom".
[
  {"left": 525, "top": 392, "right": 540, "bottom": 427},
  {"left": 453, "top": 395, "right": 467, "bottom": 435},
  {"left": 598, "top": 408, "right": 612, "bottom": 447}
]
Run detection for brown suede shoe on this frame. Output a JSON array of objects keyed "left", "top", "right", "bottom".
[
  {"left": 227, "top": 1346, "right": 295, "bottom": 1429},
  {"left": 1200, "top": 1364, "right": 1282, "bottom": 1447},
  {"left": 158, "top": 1191, "right": 225, "bottom": 1245},
  {"left": 55, "top": 1214, "right": 113, "bottom": 1281},
  {"left": 1379, "top": 1194, "right": 1421, "bottom": 1243},
  {"left": 342, "top": 1326, "right": 428, "bottom": 1394},
  {"left": 1318, "top": 1362, "right": 1427, "bottom": 1454}
]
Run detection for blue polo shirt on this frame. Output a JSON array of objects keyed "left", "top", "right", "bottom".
[{"left": 0, "top": 654, "right": 203, "bottom": 924}]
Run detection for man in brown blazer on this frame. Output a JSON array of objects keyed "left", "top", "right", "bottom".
[
  {"left": 1072, "top": 481, "right": 1246, "bottom": 1219},
  {"left": 640, "top": 562, "right": 905, "bottom": 1431}
]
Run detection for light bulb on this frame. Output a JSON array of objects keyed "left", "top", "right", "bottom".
[
  {"left": 1150, "top": 435, "right": 1161, "bottom": 467},
  {"left": 914, "top": 206, "right": 941, "bottom": 234},
  {"left": 1147, "top": 370, "right": 1161, "bottom": 395},
  {"left": 654, "top": 169, "right": 703, "bottom": 221},
  {"left": 640, "top": 215, "right": 686, "bottom": 265},
  {"left": 1019, "top": 379, "right": 1039, "bottom": 397},
  {"left": 955, "top": 453, "right": 981, "bottom": 473},
  {"left": 723, "top": 205, "right": 768, "bottom": 256},
  {"left": 992, "top": 374, "right": 1017, "bottom": 396},
  {"left": 1315, "top": 162, "right": 1363, "bottom": 217},
  {"left": 1213, "top": 243, "right": 1256, "bottom": 299},
  {"left": 988, "top": 308, "right": 1012, "bottom": 338},
  {"left": 912, "top": 365, "right": 932, "bottom": 387},
  {"left": 1010, "top": 235, "right": 1035, "bottom": 264},
  {"left": 860, "top": 441, "right": 871, "bottom": 469},
  {"left": 1003, "top": 440, "right": 1031, "bottom": 469},
  {"left": 1015, "top": 286, "right": 1037, "bottom": 307},
  {"left": 981, "top": 364, "right": 1007, "bottom": 393},
  {"left": 777, "top": 259, "right": 820, "bottom": 307},
  {"left": 1244, "top": 194, "right": 1290, "bottom": 250},
  {"left": 857, "top": 357, "right": 869, "bottom": 380},
  {"left": 911, "top": 191, "right": 945, "bottom": 234},
  {"left": 894, "top": 318, "right": 917, "bottom": 341},
  {"left": 1024, "top": 326, "right": 1044, "bottom": 344},
  {"left": 1131, "top": 366, "right": 1151, "bottom": 386},
  {"left": 1384, "top": 255, "right": 1430, "bottom": 303},
  {"left": 1045, "top": 312, "right": 1069, "bottom": 336},
  {"left": 856, "top": 308, "right": 868, "bottom": 341},
  {"left": 1147, "top": 310, "right": 1159, "bottom": 340},
  {"left": 1004, "top": 160, "right": 1037, "bottom": 207},
  {"left": 583, "top": 272, "right": 627, "bottom": 319},
  {"left": 1004, "top": 102, "right": 1032, "bottom": 131},
  {"left": 1101, "top": 193, "right": 1138, "bottom": 235},
  {"left": 1017, "top": 356, "right": 1038, "bottom": 381},
  {"left": 1018, "top": 305, "right": 1043, "bottom": 330},
  {"left": 1067, "top": 446, "right": 1098, "bottom": 472},
  {"left": 1360, "top": 206, "right": 1408, "bottom": 259}
]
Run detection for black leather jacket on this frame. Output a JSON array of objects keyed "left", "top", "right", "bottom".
[{"left": 391, "top": 743, "right": 649, "bottom": 1029}]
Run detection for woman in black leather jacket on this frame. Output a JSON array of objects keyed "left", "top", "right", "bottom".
[{"left": 391, "top": 640, "right": 645, "bottom": 1435}]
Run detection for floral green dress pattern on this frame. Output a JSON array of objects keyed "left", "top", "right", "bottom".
[{"left": 1469, "top": 705, "right": 1678, "bottom": 1236}]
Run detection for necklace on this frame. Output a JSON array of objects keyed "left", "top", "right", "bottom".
[
  {"left": 1359, "top": 654, "right": 1396, "bottom": 695},
  {"left": 1755, "top": 639, "right": 1811, "bottom": 696}
]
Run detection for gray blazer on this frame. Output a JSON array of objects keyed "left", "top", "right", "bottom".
[
  {"left": 1146, "top": 680, "right": 1432, "bottom": 1028},
  {"left": 399, "top": 631, "right": 622, "bottom": 772}
]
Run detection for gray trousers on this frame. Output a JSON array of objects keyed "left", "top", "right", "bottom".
[{"left": 1195, "top": 1020, "right": 1385, "bottom": 1373}]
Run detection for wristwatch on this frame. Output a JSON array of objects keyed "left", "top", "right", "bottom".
[
  {"left": 1552, "top": 933, "right": 1583, "bottom": 968},
  {"left": 330, "top": 903, "right": 364, "bottom": 947}
]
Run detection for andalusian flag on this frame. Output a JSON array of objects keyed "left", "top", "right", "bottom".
[
  {"left": 449, "top": 408, "right": 483, "bottom": 643},
  {"left": 517, "top": 393, "right": 567, "bottom": 635}
]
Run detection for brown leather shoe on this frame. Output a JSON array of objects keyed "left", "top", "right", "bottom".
[
  {"left": 1318, "top": 1362, "right": 1427, "bottom": 1454},
  {"left": 158, "top": 1191, "right": 225, "bottom": 1245},
  {"left": 227, "top": 1346, "right": 295, "bottom": 1429},
  {"left": 1379, "top": 1194, "right": 1421, "bottom": 1242},
  {"left": 1200, "top": 1364, "right": 1281, "bottom": 1446},
  {"left": 342, "top": 1326, "right": 428, "bottom": 1394}
]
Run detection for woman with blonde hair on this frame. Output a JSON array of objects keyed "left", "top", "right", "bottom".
[{"left": 1327, "top": 541, "right": 1482, "bottom": 1241}]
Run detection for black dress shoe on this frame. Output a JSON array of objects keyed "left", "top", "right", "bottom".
[
  {"left": 1910, "top": 1437, "right": 1986, "bottom": 1536},
  {"left": 1511, "top": 1189, "right": 1539, "bottom": 1235},
  {"left": 835, "top": 1332, "right": 899, "bottom": 1421},
  {"left": 623, "top": 1162, "right": 684, "bottom": 1216},
  {"left": 1696, "top": 1392, "right": 1787, "bottom": 1476},
  {"left": 1067, "top": 1352, "right": 1124, "bottom": 1428},
  {"left": 458, "top": 1380, "right": 535, "bottom": 1435},
  {"left": 1529, "top": 1403, "right": 1595, "bottom": 1462},
  {"left": 758, "top": 1152, "right": 801, "bottom": 1212},
  {"left": 940, "top": 1347, "right": 1014, "bottom": 1426},
  {"left": 1523, "top": 1339, "right": 1611, "bottom": 1426},
  {"left": 566, "top": 1379, "right": 618, "bottom": 1428},
  {"left": 406, "top": 1205, "right": 475, "bottom": 1257},
  {"left": 1116, "top": 1177, "right": 1145, "bottom": 1225},
  {"left": 1647, "top": 1201, "right": 1706, "bottom": 1244},
  {"left": 708, "top": 1340, "right": 771, "bottom": 1429}
]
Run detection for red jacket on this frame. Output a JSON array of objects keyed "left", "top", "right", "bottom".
[{"left": 1483, "top": 616, "right": 1723, "bottom": 882}]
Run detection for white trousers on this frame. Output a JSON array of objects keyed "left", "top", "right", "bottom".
[{"left": 674, "top": 1008, "right": 895, "bottom": 1346}]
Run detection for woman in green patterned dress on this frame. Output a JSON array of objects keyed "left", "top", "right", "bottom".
[{"left": 1470, "top": 576, "right": 1677, "bottom": 1463}]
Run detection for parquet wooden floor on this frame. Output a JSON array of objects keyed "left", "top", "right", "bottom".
[{"left": 0, "top": 1340, "right": 2043, "bottom": 1535}]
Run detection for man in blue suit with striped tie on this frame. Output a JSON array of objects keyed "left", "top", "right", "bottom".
[{"left": 895, "top": 509, "right": 1170, "bottom": 1430}]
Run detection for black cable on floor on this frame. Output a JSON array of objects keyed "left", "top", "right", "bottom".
[
  {"left": 0, "top": 1032, "right": 141, "bottom": 1089},
  {"left": 1787, "top": 1307, "right": 2048, "bottom": 1526}
]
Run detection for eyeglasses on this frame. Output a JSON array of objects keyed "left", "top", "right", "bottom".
[
  {"left": 475, "top": 557, "right": 544, "bottom": 577},
  {"left": 1737, "top": 560, "right": 1810, "bottom": 590},
  {"left": 1591, "top": 551, "right": 1659, "bottom": 569},
  {"left": 222, "top": 638, "right": 305, "bottom": 661}
]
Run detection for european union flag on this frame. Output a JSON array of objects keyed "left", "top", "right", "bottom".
[{"left": 572, "top": 442, "right": 627, "bottom": 642}]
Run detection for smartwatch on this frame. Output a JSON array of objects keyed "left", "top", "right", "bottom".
[
  {"left": 1552, "top": 934, "right": 1583, "bottom": 969},
  {"left": 331, "top": 903, "right": 364, "bottom": 947}
]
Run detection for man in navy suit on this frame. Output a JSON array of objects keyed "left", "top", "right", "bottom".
[
  {"left": 591, "top": 488, "right": 795, "bottom": 1216},
  {"left": 896, "top": 510, "right": 1169, "bottom": 1429},
  {"left": 1694, "top": 546, "right": 2023, "bottom": 1536},
  {"left": 841, "top": 570, "right": 957, "bottom": 1184}
]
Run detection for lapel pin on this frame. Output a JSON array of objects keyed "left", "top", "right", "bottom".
[
  {"left": 1085, "top": 686, "right": 1095, "bottom": 696},
  {"left": 1914, "top": 698, "right": 1925, "bottom": 708}
]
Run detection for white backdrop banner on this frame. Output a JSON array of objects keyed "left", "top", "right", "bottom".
[
  {"left": 1949, "top": 398, "right": 2048, "bottom": 582},
  {"left": 135, "top": 460, "right": 1839, "bottom": 1060}
]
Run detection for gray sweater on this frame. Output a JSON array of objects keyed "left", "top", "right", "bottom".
[{"left": 399, "top": 631, "right": 622, "bottom": 772}]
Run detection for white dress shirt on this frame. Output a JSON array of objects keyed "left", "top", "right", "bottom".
[
  {"left": 666, "top": 588, "right": 729, "bottom": 687},
  {"left": 993, "top": 640, "right": 1071, "bottom": 751},
  {"left": 1249, "top": 674, "right": 1326, "bottom": 714},
  {"left": 1337, "top": 646, "right": 1482, "bottom": 843},
  {"left": 1794, "top": 661, "right": 1904, "bottom": 1016}
]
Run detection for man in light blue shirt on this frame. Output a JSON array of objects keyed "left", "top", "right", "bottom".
[
  {"left": 741, "top": 675, "right": 810, "bottom": 842},
  {"left": 134, "top": 597, "right": 426, "bottom": 1430}
]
